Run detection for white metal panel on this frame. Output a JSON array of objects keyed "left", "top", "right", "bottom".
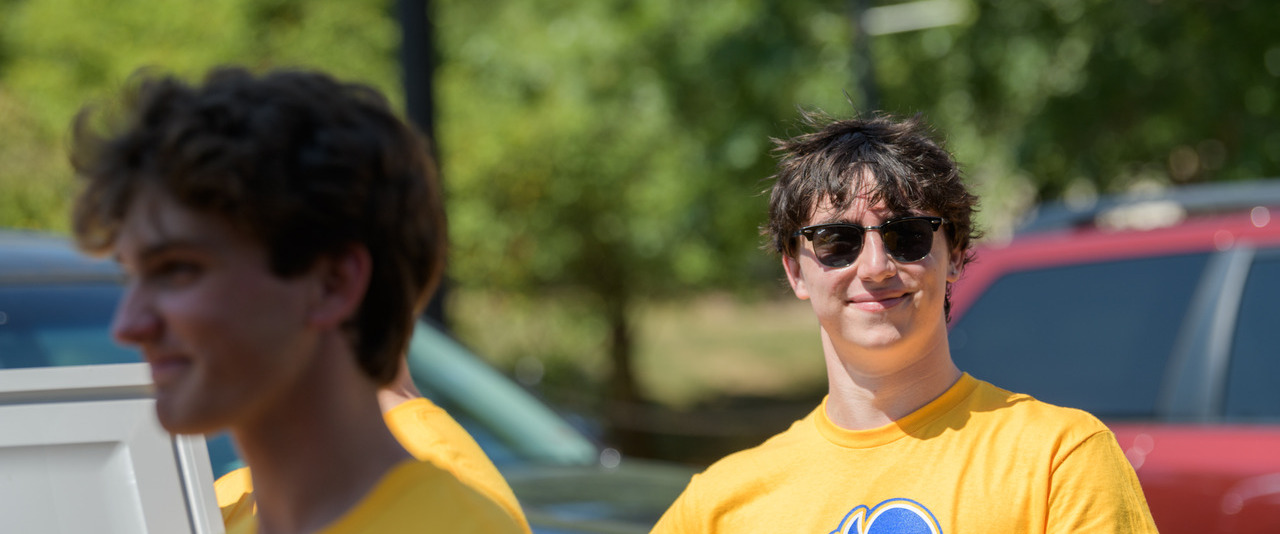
[{"left": 0, "top": 363, "right": 223, "bottom": 534}]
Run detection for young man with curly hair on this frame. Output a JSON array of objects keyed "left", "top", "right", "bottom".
[
  {"left": 652, "top": 112, "right": 1158, "bottom": 533},
  {"left": 70, "top": 66, "right": 526, "bottom": 534}
]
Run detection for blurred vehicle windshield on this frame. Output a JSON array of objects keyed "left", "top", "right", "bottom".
[
  {"left": 0, "top": 276, "right": 599, "bottom": 477},
  {"left": 0, "top": 283, "right": 137, "bottom": 369},
  {"left": 1, "top": 231, "right": 694, "bottom": 534},
  {"left": 407, "top": 322, "right": 598, "bottom": 467},
  {"left": 949, "top": 252, "right": 1213, "bottom": 419},
  {"left": 946, "top": 185, "right": 1280, "bottom": 534}
]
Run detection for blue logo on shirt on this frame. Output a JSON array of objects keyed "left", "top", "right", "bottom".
[{"left": 829, "top": 498, "right": 942, "bottom": 534}]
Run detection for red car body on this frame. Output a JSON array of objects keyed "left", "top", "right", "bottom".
[
  {"left": 949, "top": 187, "right": 1280, "bottom": 534},
  {"left": 1110, "top": 425, "right": 1280, "bottom": 533}
]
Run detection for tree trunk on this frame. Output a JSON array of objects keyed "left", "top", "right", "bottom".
[{"left": 603, "top": 296, "right": 652, "bottom": 456}]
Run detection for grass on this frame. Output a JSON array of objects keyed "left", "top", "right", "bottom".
[
  {"left": 633, "top": 294, "right": 825, "bottom": 408},
  {"left": 450, "top": 289, "right": 826, "bottom": 411}
]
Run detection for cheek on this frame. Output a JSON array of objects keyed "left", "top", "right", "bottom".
[
  {"left": 160, "top": 282, "right": 302, "bottom": 351},
  {"left": 805, "top": 269, "right": 854, "bottom": 310},
  {"left": 156, "top": 290, "right": 226, "bottom": 336}
]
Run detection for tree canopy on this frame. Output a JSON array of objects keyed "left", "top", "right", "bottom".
[
  {"left": 0, "top": 0, "right": 400, "bottom": 229},
  {"left": 2, "top": 0, "right": 1277, "bottom": 421}
]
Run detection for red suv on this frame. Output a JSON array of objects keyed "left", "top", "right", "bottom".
[{"left": 949, "top": 180, "right": 1280, "bottom": 534}]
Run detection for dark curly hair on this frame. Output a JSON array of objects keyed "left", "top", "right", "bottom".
[
  {"left": 765, "top": 111, "right": 980, "bottom": 319},
  {"left": 70, "top": 66, "right": 444, "bottom": 386}
]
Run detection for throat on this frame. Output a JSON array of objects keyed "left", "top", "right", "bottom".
[{"left": 819, "top": 327, "right": 961, "bottom": 430}]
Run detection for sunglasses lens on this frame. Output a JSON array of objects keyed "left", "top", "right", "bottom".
[
  {"left": 882, "top": 219, "right": 935, "bottom": 262},
  {"left": 811, "top": 227, "right": 863, "bottom": 268},
  {"left": 802, "top": 218, "right": 939, "bottom": 267}
]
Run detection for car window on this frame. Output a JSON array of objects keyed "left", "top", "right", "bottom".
[
  {"left": 407, "top": 323, "right": 599, "bottom": 468},
  {"left": 0, "top": 283, "right": 139, "bottom": 369},
  {"left": 950, "top": 252, "right": 1210, "bottom": 418},
  {"left": 0, "top": 281, "right": 246, "bottom": 477},
  {"left": 0, "top": 278, "right": 602, "bottom": 476},
  {"left": 1224, "top": 248, "right": 1280, "bottom": 420}
]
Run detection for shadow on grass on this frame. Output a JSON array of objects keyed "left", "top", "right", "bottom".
[{"left": 603, "top": 388, "right": 827, "bottom": 467}]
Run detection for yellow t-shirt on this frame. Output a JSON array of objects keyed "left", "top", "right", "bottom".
[
  {"left": 224, "top": 460, "right": 524, "bottom": 534},
  {"left": 216, "top": 398, "right": 529, "bottom": 533},
  {"left": 652, "top": 373, "right": 1159, "bottom": 534}
]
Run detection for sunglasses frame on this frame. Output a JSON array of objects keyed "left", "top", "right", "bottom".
[{"left": 793, "top": 216, "right": 946, "bottom": 267}]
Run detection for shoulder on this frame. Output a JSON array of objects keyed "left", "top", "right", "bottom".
[
  {"left": 653, "top": 409, "right": 821, "bottom": 533},
  {"left": 384, "top": 397, "right": 530, "bottom": 529},
  {"left": 215, "top": 466, "right": 254, "bottom": 505},
  {"left": 214, "top": 466, "right": 257, "bottom": 526},
  {"left": 323, "top": 460, "right": 527, "bottom": 534},
  {"left": 967, "top": 377, "right": 1109, "bottom": 429},
  {"left": 384, "top": 397, "right": 451, "bottom": 442},
  {"left": 962, "top": 377, "right": 1116, "bottom": 455},
  {"left": 385, "top": 397, "right": 486, "bottom": 462},
  {"left": 683, "top": 407, "right": 822, "bottom": 498}
]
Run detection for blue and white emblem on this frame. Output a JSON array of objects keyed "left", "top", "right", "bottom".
[{"left": 829, "top": 498, "right": 942, "bottom": 534}]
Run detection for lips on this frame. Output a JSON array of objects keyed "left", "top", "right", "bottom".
[
  {"left": 146, "top": 353, "right": 192, "bottom": 386},
  {"left": 849, "top": 292, "right": 910, "bottom": 312}
]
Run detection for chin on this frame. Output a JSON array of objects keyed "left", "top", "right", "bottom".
[
  {"left": 153, "top": 399, "right": 223, "bottom": 436},
  {"left": 846, "top": 322, "right": 909, "bottom": 345}
]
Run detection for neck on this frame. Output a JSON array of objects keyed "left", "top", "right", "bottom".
[
  {"left": 820, "top": 325, "right": 962, "bottom": 431},
  {"left": 231, "top": 334, "right": 411, "bottom": 534},
  {"left": 375, "top": 359, "right": 423, "bottom": 413}
]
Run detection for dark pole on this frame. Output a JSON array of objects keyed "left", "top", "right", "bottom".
[
  {"left": 850, "top": 0, "right": 880, "bottom": 112},
  {"left": 398, "top": 0, "right": 448, "bottom": 329},
  {"left": 399, "top": 0, "right": 435, "bottom": 136}
]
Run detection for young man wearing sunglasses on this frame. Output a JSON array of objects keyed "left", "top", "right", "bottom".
[
  {"left": 652, "top": 112, "right": 1157, "bottom": 533},
  {"left": 70, "top": 67, "right": 526, "bottom": 534}
]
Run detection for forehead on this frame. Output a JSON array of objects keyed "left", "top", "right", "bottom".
[
  {"left": 809, "top": 193, "right": 882, "bottom": 222},
  {"left": 807, "top": 193, "right": 928, "bottom": 226},
  {"left": 802, "top": 168, "right": 933, "bottom": 225},
  {"left": 114, "top": 186, "right": 249, "bottom": 258}
]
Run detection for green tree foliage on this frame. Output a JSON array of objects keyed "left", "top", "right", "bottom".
[
  {"left": 437, "top": 0, "right": 855, "bottom": 292},
  {"left": 435, "top": 0, "right": 1280, "bottom": 432},
  {"left": 434, "top": 0, "right": 857, "bottom": 424},
  {"left": 0, "top": 0, "right": 400, "bottom": 230},
  {"left": 3, "top": 1, "right": 1277, "bottom": 438},
  {"left": 872, "top": 0, "right": 1280, "bottom": 235}
]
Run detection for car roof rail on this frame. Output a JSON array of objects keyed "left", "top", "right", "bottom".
[
  {"left": 1016, "top": 178, "right": 1280, "bottom": 234},
  {"left": 0, "top": 228, "right": 121, "bottom": 281}
]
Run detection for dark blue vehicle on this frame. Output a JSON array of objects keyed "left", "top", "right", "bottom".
[{"left": 0, "top": 229, "right": 690, "bottom": 534}]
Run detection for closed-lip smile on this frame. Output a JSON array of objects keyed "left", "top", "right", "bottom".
[
  {"left": 849, "top": 292, "right": 910, "bottom": 311},
  {"left": 145, "top": 352, "right": 192, "bottom": 386}
]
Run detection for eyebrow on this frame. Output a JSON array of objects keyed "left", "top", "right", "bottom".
[
  {"left": 814, "top": 212, "right": 919, "bottom": 226},
  {"left": 114, "top": 238, "right": 214, "bottom": 266}
]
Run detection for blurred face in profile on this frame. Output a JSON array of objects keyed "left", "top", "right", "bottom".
[{"left": 110, "top": 186, "right": 326, "bottom": 434}]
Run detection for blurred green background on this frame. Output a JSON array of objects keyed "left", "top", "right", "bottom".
[{"left": 3, "top": 0, "right": 1278, "bottom": 463}]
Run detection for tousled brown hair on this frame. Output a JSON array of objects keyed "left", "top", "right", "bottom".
[
  {"left": 766, "top": 111, "right": 980, "bottom": 319},
  {"left": 70, "top": 66, "right": 444, "bottom": 385}
]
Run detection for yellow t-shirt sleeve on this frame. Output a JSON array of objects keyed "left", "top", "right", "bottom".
[
  {"left": 651, "top": 475, "right": 697, "bottom": 534},
  {"left": 1047, "top": 430, "right": 1159, "bottom": 533}
]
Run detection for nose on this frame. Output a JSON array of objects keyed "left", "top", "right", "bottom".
[
  {"left": 855, "top": 229, "right": 897, "bottom": 281},
  {"left": 111, "top": 285, "right": 161, "bottom": 347}
]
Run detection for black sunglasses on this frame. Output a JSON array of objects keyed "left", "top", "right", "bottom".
[{"left": 793, "top": 216, "right": 945, "bottom": 267}]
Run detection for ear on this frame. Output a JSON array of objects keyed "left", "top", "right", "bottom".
[
  {"left": 782, "top": 254, "right": 811, "bottom": 300},
  {"left": 946, "top": 248, "right": 964, "bottom": 284},
  {"left": 308, "top": 244, "right": 373, "bottom": 329}
]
